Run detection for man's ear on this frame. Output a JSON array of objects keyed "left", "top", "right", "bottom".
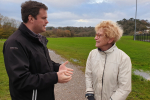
[
  {"left": 108, "top": 38, "right": 114, "bottom": 44},
  {"left": 28, "top": 15, "right": 34, "bottom": 23}
]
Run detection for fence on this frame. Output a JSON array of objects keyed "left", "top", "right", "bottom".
[{"left": 134, "top": 33, "right": 150, "bottom": 42}]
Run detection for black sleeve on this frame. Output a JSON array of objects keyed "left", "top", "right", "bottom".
[
  {"left": 51, "top": 60, "right": 60, "bottom": 72},
  {"left": 3, "top": 40, "right": 58, "bottom": 91},
  {"left": 47, "top": 48, "right": 60, "bottom": 72}
]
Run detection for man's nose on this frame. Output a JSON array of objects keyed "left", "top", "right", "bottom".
[{"left": 46, "top": 19, "right": 49, "bottom": 24}]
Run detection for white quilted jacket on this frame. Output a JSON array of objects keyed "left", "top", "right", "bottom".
[{"left": 85, "top": 44, "right": 132, "bottom": 100}]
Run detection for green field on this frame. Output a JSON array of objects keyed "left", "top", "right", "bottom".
[
  {"left": 0, "top": 36, "right": 150, "bottom": 100},
  {"left": 0, "top": 40, "right": 11, "bottom": 100},
  {"left": 117, "top": 36, "right": 150, "bottom": 71},
  {"left": 47, "top": 36, "right": 150, "bottom": 71},
  {"left": 47, "top": 37, "right": 96, "bottom": 70}
]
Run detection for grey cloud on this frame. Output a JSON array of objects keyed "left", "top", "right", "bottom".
[{"left": 44, "top": 0, "right": 88, "bottom": 8}]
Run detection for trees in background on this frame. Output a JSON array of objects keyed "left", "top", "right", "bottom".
[
  {"left": 1, "top": 14, "right": 150, "bottom": 38},
  {"left": 42, "top": 18, "right": 150, "bottom": 37},
  {"left": 41, "top": 29, "right": 71, "bottom": 37},
  {"left": 41, "top": 26, "right": 95, "bottom": 37},
  {"left": 0, "top": 13, "right": 21, "bottom": 40},
  {"left": 117, "top": 18, "right": 150, "bottom": 35}
]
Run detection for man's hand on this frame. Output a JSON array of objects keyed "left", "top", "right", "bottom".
[
  {"left": 57, "top": 70, "right": 72, "bottom": 83},
  {"left": 57, "top": 61, "right": 73, "bottom": 83},
  {"left": 59, "top": 61, "right": 73, "bottom": 75}
]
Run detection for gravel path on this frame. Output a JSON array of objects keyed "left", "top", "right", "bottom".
[{"left": 49, "top": 49, "right": 86, "bottom": 100}]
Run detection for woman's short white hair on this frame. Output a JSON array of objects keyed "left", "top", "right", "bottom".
[{"left": 95, "top": 20, "right": 123, "bottom": 43}]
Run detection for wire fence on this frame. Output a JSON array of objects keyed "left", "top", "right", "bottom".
[{"left": 134, "top": 33, "right": 150, "bottom": 42}]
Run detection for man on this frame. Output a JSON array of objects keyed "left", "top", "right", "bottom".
[
  {"left": 85, "top": 20, "right": 132, "bottom": 100},
  {"left": 3, "top": 1, "right": 73, "bottom": 100}
]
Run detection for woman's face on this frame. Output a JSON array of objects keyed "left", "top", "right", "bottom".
[{"left": 94, "top": 28, "right": 111, "bottom": 51}]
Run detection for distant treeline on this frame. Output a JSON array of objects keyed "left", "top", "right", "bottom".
[
  {"left": 117, "top": 18, "right": 150, "bottom": 35},
  {"left": 41, "top": 26, "right": 95, "bottom": 37},
  {"left": 0, "top": 13, "right": 21, "bottom": 39},
  {"left": 42, "top": 18, "right": 150, "bottom": 37}
]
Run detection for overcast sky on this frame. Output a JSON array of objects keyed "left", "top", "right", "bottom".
[{"left": 0, "top": 0, "right": 150, "bottom": 27}]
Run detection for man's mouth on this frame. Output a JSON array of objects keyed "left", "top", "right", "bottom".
[{"left": 43, "top": 25, "right": 46, "bottom": 28}]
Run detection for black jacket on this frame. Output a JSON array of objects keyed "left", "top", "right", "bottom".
[{"left": 3, "top": 23, "right": 60, "bottom": 100}]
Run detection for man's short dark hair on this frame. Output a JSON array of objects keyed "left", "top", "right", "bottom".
[{"left": 21, "top": 0, "right": 48, "bottom": 23}]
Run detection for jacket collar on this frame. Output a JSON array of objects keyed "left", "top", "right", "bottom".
[
  {"left": 98, "top": 44, "right": 116, "bottom": 54},
  {"left": 18, "top": 22, "right": 48, "bottom": 45},
  {"left": 19, "top": 22, "right": 39, "bottom": 39}
]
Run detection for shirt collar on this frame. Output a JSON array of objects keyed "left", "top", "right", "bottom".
[{"left": 98, "top": 43, "right": 116, "bottom": 54}]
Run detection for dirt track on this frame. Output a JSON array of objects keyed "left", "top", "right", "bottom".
[{"left": 49, "top": 49, "right": 86, "bottom": 100}]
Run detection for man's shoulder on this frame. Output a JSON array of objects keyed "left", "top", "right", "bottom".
[{"left": 5, "top": 29, "right": 25, "bottom": 45}]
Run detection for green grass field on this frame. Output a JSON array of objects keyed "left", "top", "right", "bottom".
[
  {"left": 47, "top": 36, "right": 150, "bottom": 71},
  {"left": 0, "top": 40, "right": 11, "bottom": 100},
  {"left": 0, "top": 36, "right": 150, "bottom": 100},
  {"left": 117, "top": 36, "right": 150, "bottom": 71},
  {"left": 47, "top": 37, "right": 96, "bottom": 69}
]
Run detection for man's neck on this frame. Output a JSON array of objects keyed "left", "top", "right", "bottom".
[{"left": 23, "top": 23, "right": 38, "bottom": 34}]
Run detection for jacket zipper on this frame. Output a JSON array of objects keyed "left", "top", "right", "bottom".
[
  {"left": 101, "top": 52, "right": 107, "bottom": 100},
  {"left": 40, "top": 41, "right": 53, "bottom": 71}
]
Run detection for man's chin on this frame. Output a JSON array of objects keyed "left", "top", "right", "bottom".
[{"left": 42, "top": 29, "right": 46, "bottom": 32}]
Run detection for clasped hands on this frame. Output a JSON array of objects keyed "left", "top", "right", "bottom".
[{"left": 57, "top": 61, "right": 73, "bottom": 83}]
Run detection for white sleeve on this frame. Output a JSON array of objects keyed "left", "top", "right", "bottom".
[{"left": 85, "top": 51, "right": 94, "bottom": 94}]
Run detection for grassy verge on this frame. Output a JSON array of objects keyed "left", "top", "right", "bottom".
[
  {"left": 0, "top": 39, "right": 11, "bottom": 100},
  {"left": 117, "top": 36, "right": 150, "bottom": 71},
  {"left": 127, "top": 74, "right": 150, "bottom": 100}
]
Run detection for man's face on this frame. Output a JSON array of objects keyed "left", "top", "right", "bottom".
[
  {"left": 33, "top": 8, "right": 48, "bottom": 34},
  {"left": 94, "top": 28, "right": 110, "bottom": 50}
]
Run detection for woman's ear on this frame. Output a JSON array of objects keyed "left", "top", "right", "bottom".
[{"left": 108, "top": 38, "right": 114, "bottom": 44}]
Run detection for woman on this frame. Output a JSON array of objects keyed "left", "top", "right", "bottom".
[{"left": 85, "top": 20, "right": 132, "bottom": 100}]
